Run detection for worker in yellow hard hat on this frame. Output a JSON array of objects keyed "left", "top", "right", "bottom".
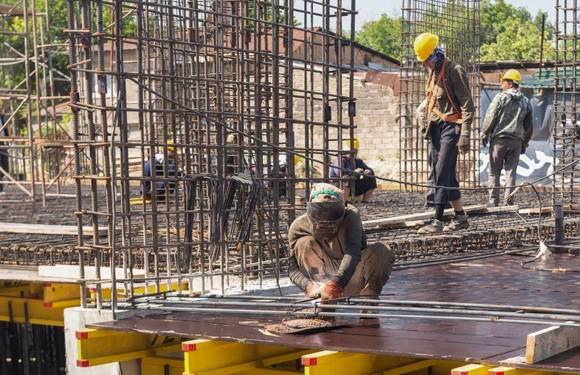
[
  {"left": 482, "top": 69, "right": 533, "bottom": 207},
  {"left": 413, "top": 32, "right": 475, "bottom": 234},
  {"left": 330, "top": 138, "right": 377, "bottom": 203}
]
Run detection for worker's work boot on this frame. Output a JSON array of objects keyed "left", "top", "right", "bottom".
[
  {"left": 417, "top": 219, "right": 444, "bottom": 234},
  {"left": 443, "top": 214, "right": 469, "bottom": 232}
]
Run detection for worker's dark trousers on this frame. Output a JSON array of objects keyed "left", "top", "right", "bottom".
[
  {"left": 429, "top": 121, "right": 461, "bottom": 206},
  {"left": 488, "top": 137, "right": 522, "bottom": 205}
]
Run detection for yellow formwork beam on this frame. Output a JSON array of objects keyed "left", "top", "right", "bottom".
[
  {"left": 76, "top": 328, "right": 181, "bottom": 367},
  {"left": 42, "top": 283, "right": 81, "bottom": 303},
  {"left": 380, "top": 359, "right": 440, "bottom": 375},
  {"left": 0, "top": 294, "right": 77, "bottom": 326},
  {"left": 141, "top": 355, "right": 184, "bottom": 375},
  {"left": 182, "top": 339, "right": 308, "bottom": 374},
  {"left": 0, "top": 283, "right": 42, "bottom": 298},
  {"left": 451, "top": 364, "right": 490, "bottom": 375},
  {"left": 89, "top": 280, "right": 188, "bottom": 302},
  {"left": 301, "top": 351, "right": 426, "bottom": 375},
  {"left": 488, "top": 368, "right": 555, "bottom": 375}
]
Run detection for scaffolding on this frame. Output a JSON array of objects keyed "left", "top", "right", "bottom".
[
  {"left": 0, "top": 0, "right": 72, "bottom": 208},
  {"left": 399, "top": 0, "right": 481, "bottom": 190},
  {"left": 66, "top": 0, "right": 357, "bottom": 310}
]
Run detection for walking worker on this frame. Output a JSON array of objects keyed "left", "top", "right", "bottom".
[
  {"left": 330, "top": 138, "right": 377, "bottom": 203},
  {"left": 482, "top": 69, "right": 533, "bottom": 206},
  {"left": 414, "top": 32, "right": 475, "bottom": 234},
  {"left": 287, "top": 183, "right": 394, "bottom": 301}
]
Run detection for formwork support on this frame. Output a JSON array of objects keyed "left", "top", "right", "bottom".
[
  {"left": 75, "top": 330, "right": 576, "bottom": 375},
  {"left": 75, "top": 328, "right": 181, "bottom": 367},
  {"left": 181, "top": 338, "right": 310, "bottom": 374},
  {"left": 0, "top": 282, "right": 80, "bottom": 326}
]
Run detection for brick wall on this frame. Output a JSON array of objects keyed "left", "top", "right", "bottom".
[{"left": 291, "top": 69, "right": 400, "bottom": 180}]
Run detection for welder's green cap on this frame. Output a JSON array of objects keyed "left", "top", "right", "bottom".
[{"left": 309, "top": 183, "right": 343, "bottom": 202}]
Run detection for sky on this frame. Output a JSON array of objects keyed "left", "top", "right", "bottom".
[{"left": 357, "top": 0, "right": 556, "bottom": 29}]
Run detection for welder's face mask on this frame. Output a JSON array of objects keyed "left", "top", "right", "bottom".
[{"left": 307, "top": 201, "right": 345, "bottom": 240}]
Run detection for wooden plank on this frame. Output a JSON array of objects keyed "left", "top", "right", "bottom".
[
  {"left": 362, "top": 205, "right": 517, "bottom": 229},
  {"left": 0, "top": 222, "right": 105, "bottom": 236},
  {"left": 525, "top": 325, "right": 580, "bottom": 364},
  {"left": 518, "top": 207, "right": 552, "bottom": 215}
]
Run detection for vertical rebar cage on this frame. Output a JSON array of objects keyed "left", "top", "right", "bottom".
[
  {"left": 67, "top": 0, "right": 356, "bottom": 310},
  {"left": 399, "top": 0, "right": 480, "bottom": 191},
  {"left": 553, "top": 0, "right": 580, "bottom": 206}
]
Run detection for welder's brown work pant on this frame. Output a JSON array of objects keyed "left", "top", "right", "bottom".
[{"left": 293, "top": 236, "right": 395, "bottom": 297}]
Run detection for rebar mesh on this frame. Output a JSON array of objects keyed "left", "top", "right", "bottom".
[
  {"left": 66, "top": 0, "right": 357, "bottom": 309},
  {"left": 399, "top": 0, "right": 481, "bottom": 191},
  {"left": 553, "top": 0, "right": 580, "bottom": 205}
]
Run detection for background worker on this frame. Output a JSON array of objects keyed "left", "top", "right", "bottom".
[
  {"left": 330, "top": 138, "right": 377, "bottom": 203},
  {"left": 482, "top": 69, "right": 533, "bottom": 206},
  {"left": 414, "top": 32, "right": 475, "bottom": 234},
  {"left": 142, "top": 140, "right": 177, "bottom": 201},
  {"left": 287, "top": 183, "right": 394, "bottom": 301}
]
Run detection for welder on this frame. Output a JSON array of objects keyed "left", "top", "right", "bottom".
[{"left": 287, "top": 183, "right": 394, "bottom": 301}]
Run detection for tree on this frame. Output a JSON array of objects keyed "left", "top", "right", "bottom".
[
  {"left": 355, "top": 14, "right": 402, "bottom": 60},
  {"left": 480, "top": 0, "right": 532, "bottom": 46},
  {"left": 480, "top": 18, "right": 556, "bottom": 62}
]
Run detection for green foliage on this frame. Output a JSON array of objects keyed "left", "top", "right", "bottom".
[
  {"left": 480, "top": 0, "right": 555, "bottom": 61},
  {"left": 0, "top": 0, "right": 137, "bottom": 98},
  {"left": 355, "top": 14, "right": 402, "bottom": 60},
  {"left": 480, "top": 18, "right": 556, "bottom": 62},
  {"left": 354, "top": 0, "right": 557, "bottom": 63}
]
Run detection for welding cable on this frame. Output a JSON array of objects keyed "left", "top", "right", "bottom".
[{"left": 124, "top": 75, "right": 577, "bottom": 195}]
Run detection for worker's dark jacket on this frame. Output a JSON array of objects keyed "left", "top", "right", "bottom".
[
  {"left": 482, "top": 88, "right": 533, "bottom": 146},
  {"left": 426, "top": 59, "right": 475, "bottom": 138},
  {"left": 287, "top": 206, "right": 365, "bottom": 290}
]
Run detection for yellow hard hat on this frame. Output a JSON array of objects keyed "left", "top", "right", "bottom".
[
  {"left": 166, "top": 139, "right": 175, "bottom": 152},
  {"left": 293, "top": 154, "right": 303, "bottom": 165},
  {"left": 414, "top": 33, "right": 439, "bottom": 62},
  {"left": 501, "top": 69, "right": 521, "bottom": 84},
  {"left": 343, "top": 138, "right": 360, "bottom": 150}
]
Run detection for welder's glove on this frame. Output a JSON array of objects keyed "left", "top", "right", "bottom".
[
  {"left": 320, "top": 281, "right": 343, "bottom": 301},
  {"left": 354, "top": 168, "right": 364, "bottom": 174},
  {"left": 458, "top": 134, "right": 470, "bottom": 154},
  {"left": 364, "top": 169, "right": 373, "bottom": 176},
  {"left": 305, "top": 282, "right": 324, "bottom": 298}
]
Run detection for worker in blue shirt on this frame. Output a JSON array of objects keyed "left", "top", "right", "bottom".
[
  {"left": 142, "top": 141, "right": 177, "bottom": 201},
  {"left": 330, "top": 138, "right": 377, "bottom": 203}
]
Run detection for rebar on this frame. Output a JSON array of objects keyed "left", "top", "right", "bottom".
[{"left": 66, "top": 0, "right": 358, "bottom": 309}]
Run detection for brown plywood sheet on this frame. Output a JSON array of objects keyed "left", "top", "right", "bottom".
[{"left": 91, "top": 254, "right": 580, "bottom": 372}]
